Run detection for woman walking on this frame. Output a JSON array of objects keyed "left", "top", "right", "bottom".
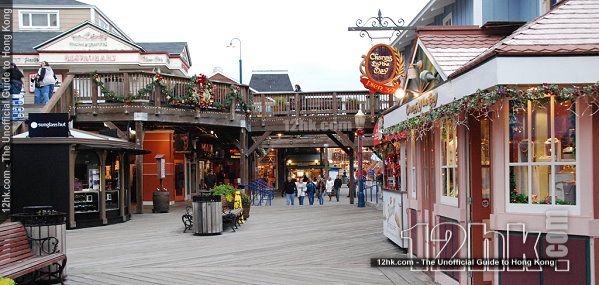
[
  {"left": 296, "top": 177, "right": 307, "bottom": 205},
  {"left": 316, "top": 175, "right": 326, "bottom": 205},
  {"left": 5, "top": 63, "right": 24, "bottom": 96},
  {"left": 283, "top": 176, "right": 297, "bottom": 206},
  {"left": 326, "top": 176, "right": 334, "bottom": 202},
  {"left": 306, "top": 178, "right": 316, "bottom": 205},
  {"left": 33, "top": 61, "right": 55, "bottom": 104}
]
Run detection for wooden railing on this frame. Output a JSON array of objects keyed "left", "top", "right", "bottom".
[
  {"left": 41, "top": 74, "right": 75, "bottom": 115},
  {"left": 71, "top": 71, "right": 250, "bottom": 112},
  {"left": 253, "top": 91, "right": 393, "bottom": 118}
]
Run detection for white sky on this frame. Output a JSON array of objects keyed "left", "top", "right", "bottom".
[{"left": 83, "top": 0, "right": 428, "bottom": 91}]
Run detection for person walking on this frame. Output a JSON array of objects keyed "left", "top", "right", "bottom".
[
  {"left": 283, "top": 176, "right": 297, "bottom": 206},
  {"left": 296, "top": 177, "right": 307, "bottom": 205},
  {"left": 44, "top": 62, "right": 57, "bottom": 99},
  {"left": 5, "top": 63, "right": 24, "bottom": 96},
  {"left": 204, "top": 169, "right": 216, "bottom": 190},
  {"left": 333, "top": 176, "right": 342, "bottom": 202},
  {"left": 33, "top": 62, "right": 54, "bottom": 104},
  {"left": 316, "top": 175, "right": 326, "bottom": 205},
  {"left": 326, "top": 176, "right": 334, "bottom": 202},
  {"left": 306, "top": 178, "right": 316, "bottom": 205}
]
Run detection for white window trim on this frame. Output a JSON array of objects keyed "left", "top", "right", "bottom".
[
  {"left": 504, "top": 98, "right": 580, "bottom": 215},
  {"left": 19, "top": 10, "right": 60, "bottom": 30},
  {"left": 410, "top": 132, "right": 417, "bottom": 199},
  {"left": 442, "top": 12, "right": 452, "bottom": 26},
  {"left": 440, "top": 121, "right": 458, "bottom": 206}
]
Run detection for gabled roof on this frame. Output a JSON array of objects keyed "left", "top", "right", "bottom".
[
  {"left": 417, "top": 25, "right": 518, "bottom": 77},
  {"left": 249, "top": 72, "right": 293, "bottom": 92},
  {"left": 13, "top": 32, "right": 62, "bottom": 54},
  {"left": 33, "top": 21, "right": 143, "bottom": 51},
  {"left": 209, "top": 72, "right": 239, "bottom": 85},
  {"left": 451, "top": 0, "right": 599, "bottom": 78},
  {"left": 136, "top": 42, "right": 187, "bottom": 55}
]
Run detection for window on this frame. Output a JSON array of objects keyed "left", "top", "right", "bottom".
[
  {"left": 440, "top": 119, "right": 458, "bottom": 204},
  {"left": 443, "top": 13, "right": 452, "bottom": 26},
  {"left": 97, "top": 16, "right": 109, "bottom": 30},
  {"left": 508, "top": 97, "right": 576, "bottom": 207},
  {"left": 20, "top": 10, "right": 59, "bottom": 30}
]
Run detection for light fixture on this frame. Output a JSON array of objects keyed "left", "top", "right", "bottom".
[
  {"left": 354, "top": 108, "right": 366, "bottom": 130},
  {"left": 329, "top": 159, "right": 333, "bottom": 164},
  {"left": 210, "top": 130, "right": 214, "bottom": 134},
  {"left": 394, "top": 88, "right": 405, "bottom": 100},
  {"left": 420, "top": 70, "right": 437, "bottom": 82},
  {"left": 287, "top": 160, "right": 293, "bottom": 164},
  {"left": 278, "top": 133, "right": 283, "bottom": 137},
  {"left": 314, "top": 160, "right": 319, "bottom": 164}
]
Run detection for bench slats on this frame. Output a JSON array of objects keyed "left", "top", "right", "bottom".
[
  {"left": 0, "top": 234, "right": 29, "bottom": 248},
  {"left": 0, "top": 242, "right": 32, "bottom": 259},
  {"left": 0, "top": 254, "right": 65, "bottom": 279},
  {"left": 0, "top": 250, "right": 35, "bottom": 267}
]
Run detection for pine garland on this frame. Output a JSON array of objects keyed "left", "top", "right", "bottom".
[
  {"left": 92, "top": 72, "right": 173, "bottom": 103},
  {"left": 382, "top": 83, "right": 599, "bottom": 140}
]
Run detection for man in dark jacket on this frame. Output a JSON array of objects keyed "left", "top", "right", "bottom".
[
  {"left": 204, "top": 169, "right": 216, "bottom": 190},
  {"left": 333, "top": 176, "right": 343, "bottom": 202},
  {"left": 283, "top": 176, "right": 297, "bottom": 206}
]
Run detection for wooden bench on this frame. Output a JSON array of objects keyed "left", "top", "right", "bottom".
[
  {"left": 0, "top": 222, "right": 67, "bottom": 284},
  {"left": 182, "top": 207, "right": 243, "bottom": 233}
]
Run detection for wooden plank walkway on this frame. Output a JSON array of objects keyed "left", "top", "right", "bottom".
[{"left": 64, "top": 188, "right": 435, "bottom": 285}]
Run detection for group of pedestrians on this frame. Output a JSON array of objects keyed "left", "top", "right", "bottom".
[
  {"left": 3, "top": 61, "right": 57, "bottom": 104},
  {"left": 282, "top": 175, "right": 343, "bottom": 206}
]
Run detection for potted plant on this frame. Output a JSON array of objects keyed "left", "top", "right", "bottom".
[
  {"left": 210, "top": 184, "right": 236, "bottom": 210},
  {"left": 241, "top": 193, "right": 251, "bottom": 219},
  {"left": 152, "top": 188, "right": 170, "bottom": 213}
]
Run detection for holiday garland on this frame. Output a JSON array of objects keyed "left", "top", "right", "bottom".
[
  {"left": 92, "top": 72, "right": 173, "bottom": 103},
  {"left": 382, "top": 82, "right": 599, "bottom": 140},
  {"left": 90, "top": 72, "right": 253, "bottom": 112}
]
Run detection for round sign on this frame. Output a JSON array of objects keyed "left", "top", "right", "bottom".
[
  {"left": 365, "top": 44, "right": 397, "bottom": 85},
  {"left": 482, "top": 198, "right": 490, "bottom": 208}
]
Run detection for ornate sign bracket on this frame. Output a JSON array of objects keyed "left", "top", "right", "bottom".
[{"left": 348, "top": 10, "right": 414, "bottom": 41}]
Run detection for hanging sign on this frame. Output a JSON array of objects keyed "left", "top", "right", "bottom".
[
  {"left": 360, "top": 44, "right": 404, "bottom": 94},
  {"left": 28, "top": 113, "right": 69, "bottom": 137}
]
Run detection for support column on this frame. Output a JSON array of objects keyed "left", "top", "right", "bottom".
[
  {"left": 135, "top": 121, "right": 144, "bottom": 214},
  {"left": 349, "top": 151, "right": 355, "bottom": 205},
  {"left": 99, "top": 150, "right": 107, "bottom": 225},
  {"left": 240, "top": 128, "right": 249, "bottom": 194},
  {"left": 68, "top": 145, "right": 77, "bottom": 228}
]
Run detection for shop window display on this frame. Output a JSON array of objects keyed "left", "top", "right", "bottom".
[
  {"left": 441, "top": 119, "right": 458, "bottom": 201},
  {"left": 508, "top": 98, "right": 576, "bottom": 205}
]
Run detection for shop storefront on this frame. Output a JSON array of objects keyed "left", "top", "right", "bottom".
[
  {"left": 12, "top": 127, "right": 147, "bottom": 228},
  {"left": 381, "top": 6, "right": 599, "bottom": 284}
]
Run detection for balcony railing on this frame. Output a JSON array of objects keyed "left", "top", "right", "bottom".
[{"left": 71, "top": 71, "right": 251, "bottom": 112}]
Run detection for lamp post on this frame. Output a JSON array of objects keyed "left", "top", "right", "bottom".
[
  {"left": 354, "top": 108, "right": 366, "bottom": 208},
  {"left": 228, "top": 38, "right": 242, "bottom": 84}
]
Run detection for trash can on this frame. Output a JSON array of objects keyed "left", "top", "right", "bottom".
[
  {"left": 192, "top": 195, "right": 222, "bottom": 235},
  {"left": 12, "top": 207, "right": 67, "bottom": 279}
]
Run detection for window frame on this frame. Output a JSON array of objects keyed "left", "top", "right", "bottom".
[
  {"left": 19, "top": 10, "right": 60, "bottom": 30},
  {"left": 443, "top": 13, "right": 453, "bottom": 26},
  {"left": 440, "top": 119, "right": 459, "bottom": 206},
  {"left": 504, "top": 97, "right": 580, "bottom": 214}
]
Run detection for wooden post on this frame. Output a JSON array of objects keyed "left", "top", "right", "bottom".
[
  {"left": 230, "top": 98, "right": 236, "bottom": 121},
  {"left": 295, "top": 93, "right": 300, "bottom": 119},
  {"left": 261, "top": 94, "right": 266, "bottom": 126},
  {"left": 68, "top": 145, "right": 77, "bottom": 228},
  {"left": 119, "top": 153, "right": 126, "bottom": 222},
  {"left": 99, "top": 151, "right": 107, "bottom": 225},
  {"left": 370, "top": 93, "right": 376, "bottom": 123},
  {"left": 240, "top": 128, "right": 249, "bottom": 194},
  {"left": 332, "top": 92, "right": 338, "bottom": 116},
  {"left": 154, "top": 83, "right": 161, "bottom": 108},
  {"left": 123, "top": 73, "right": 130, "bottom": 97},
  {"left": 135, "top": 121, "right": 144, "bottom": 214},
  {"left": 349, "top": 150, "right": 355, "bottom": 205},
  {"left": 91, "top": 76, "right": 98, "bottom": 107}
]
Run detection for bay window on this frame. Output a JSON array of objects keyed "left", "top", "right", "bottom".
[{"left": 508, "top": 97, "right": 576, "bottom": 206}]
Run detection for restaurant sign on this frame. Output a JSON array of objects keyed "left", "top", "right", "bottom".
[{"left": 360, "top": 44, "right": 404, "bottom": 94}]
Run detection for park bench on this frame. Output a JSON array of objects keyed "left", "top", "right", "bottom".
[
  {"left": 181, "top": 206, "right": 243, "bottom": 233},
  {"left": 0, "top": 222, "right": 67, "bottom": 284}
]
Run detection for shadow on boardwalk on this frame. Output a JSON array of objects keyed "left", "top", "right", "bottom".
[{"left": 64, "top": 188, "right": 435, "bottom": 285}]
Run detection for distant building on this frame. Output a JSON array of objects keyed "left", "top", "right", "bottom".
[
  {"left": 249, "top": 70, "right": 293, "bottom": 92},
  {"left": 209, "top": 67, "right": 239, "bottom": 85}
]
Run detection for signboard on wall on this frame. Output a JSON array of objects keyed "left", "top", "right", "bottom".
[
  {"left": 359, "top": 44, "right": 404, "bottom": 94},
  {"left": 28, "top": 113, "right": 69, "bottom": 137}
]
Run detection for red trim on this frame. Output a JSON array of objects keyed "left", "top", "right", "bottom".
[
  {"left": 39, "top": 50, "right": 140, "bottom": 54},
  {"left": 11, "top": 53, "right": 39, "bottom": 55}
]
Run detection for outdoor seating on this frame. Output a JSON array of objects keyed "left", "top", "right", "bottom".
[
  {"left": 182, "top": 206, "right": 193, "bottom": 233},
  {"left": 182, "top": 206, "right": 244, "bottom": 233},
  {"left": 0, "top": 222, "right": 67, "bottom": 285}
]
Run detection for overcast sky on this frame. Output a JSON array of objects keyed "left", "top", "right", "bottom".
[{"left": 83, "top": 0, "right": 428, "bottom": 91}]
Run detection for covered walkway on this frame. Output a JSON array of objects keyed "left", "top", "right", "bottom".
[{"left": 64, "top": 189, "right": 434, "bottom": 285}]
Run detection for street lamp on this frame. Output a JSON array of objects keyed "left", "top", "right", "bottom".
[
  {"left": 227, "top": 38, "right": 242, "bottom": 84},
  {"left": 354, "top": 108, "right": 366, "bottom": 208}
]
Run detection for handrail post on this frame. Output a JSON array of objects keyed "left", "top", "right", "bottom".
[
  {"left": 295, "top": 93, "right": 300, "bottom": 118},
  {"left": 261, "top": 94, "right": 266, "bottom": 126},
  {"left": 370, "top": 92, "right": 376, "bottom": 123}
]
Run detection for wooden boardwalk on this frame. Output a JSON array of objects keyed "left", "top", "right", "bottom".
[{"left": 64, "top": 189, "right": 435, "bottom": 285}]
